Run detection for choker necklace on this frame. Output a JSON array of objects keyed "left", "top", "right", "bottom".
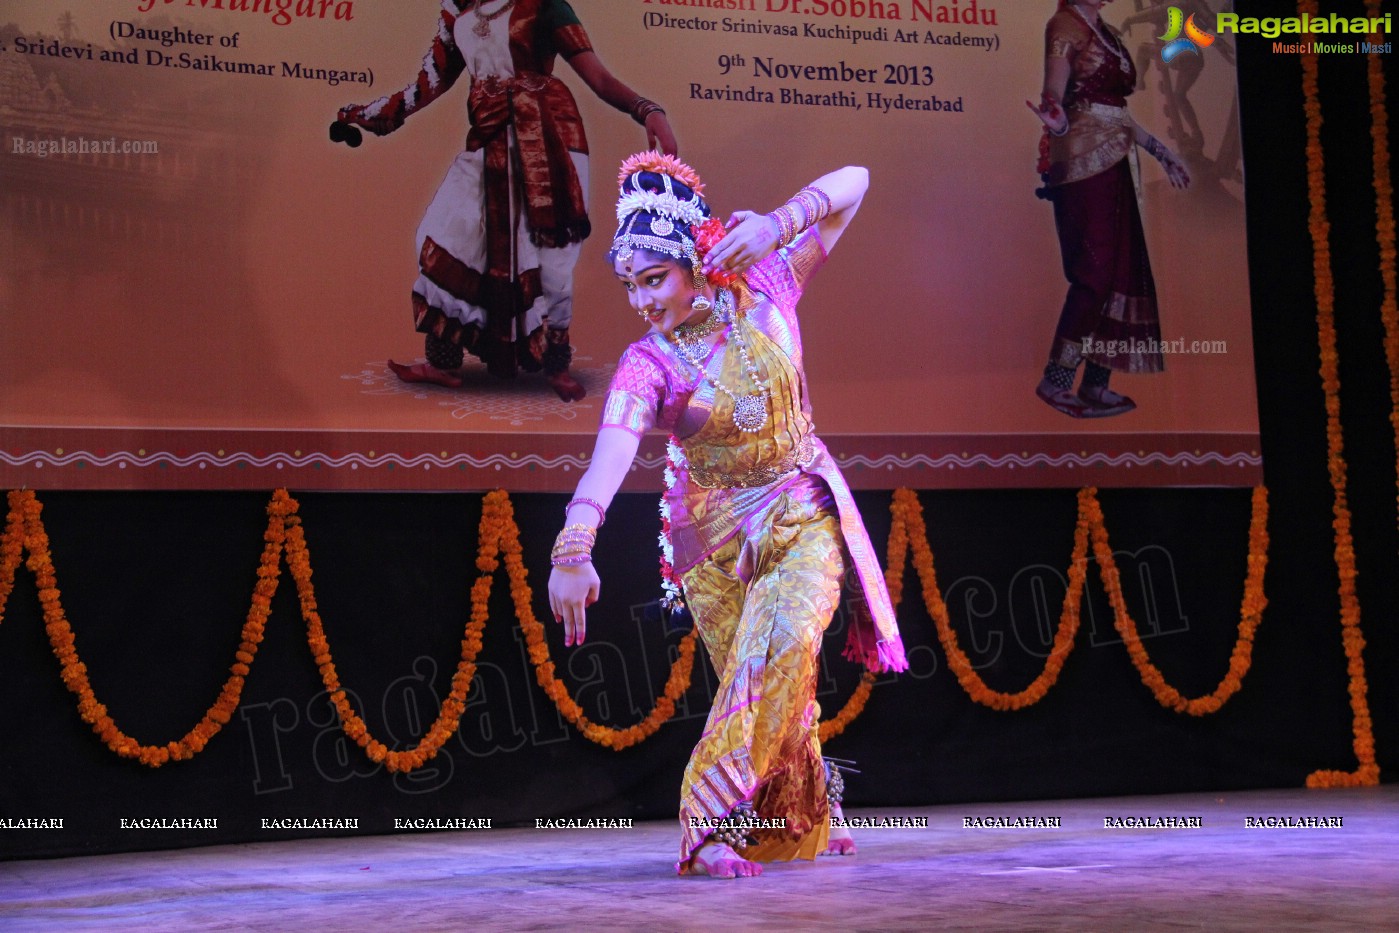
[
  {"left": 672, "top": 309, "right": 722, "bottom": 352},
  {"left": 667, "top": 290, "right": 771, "bottom": 432},
  {"left": 669, "top": 289, "right": 731, "bottom": 368},
  {"left": 472, "top": 0, "right": 515, "bottom": 37}
]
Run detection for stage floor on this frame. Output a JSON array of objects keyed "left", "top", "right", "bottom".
[{"left": 2, "top": 786, "right": 1395, "bottom": 932}]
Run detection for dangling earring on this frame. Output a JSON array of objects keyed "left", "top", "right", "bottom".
[{"left": 691, "top": 263, "right": 712, "bottom": 312}]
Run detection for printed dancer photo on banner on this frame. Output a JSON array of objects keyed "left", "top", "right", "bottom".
[
  {"left": 331, "top": 0, "right": 677, "bottom": 401},
  {"left": 1027, "top": 0, "right": 1191, "bottom": 418}
]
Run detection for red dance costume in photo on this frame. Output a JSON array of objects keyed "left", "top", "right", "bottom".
[{"left": 1041, "top": 6, "right": 1165, "bottom": 376}]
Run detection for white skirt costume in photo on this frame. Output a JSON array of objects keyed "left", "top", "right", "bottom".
[{"left": 339, "top": 0, "right": 593, "bottom": 378}]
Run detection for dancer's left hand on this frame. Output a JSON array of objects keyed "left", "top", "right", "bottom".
[
  {"left": 703, "top": 211, "right": 780, "bottom": 277},
  {"left": 1159, "top": 148, "right": 1191, "bottom": 189},
  {"left": 549, "top": 563, "right": 599, "bottom": 647}
]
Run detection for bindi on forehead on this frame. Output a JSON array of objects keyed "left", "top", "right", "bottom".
[{"left": 614, "top": 260, "right": 668, "bottom": 281}]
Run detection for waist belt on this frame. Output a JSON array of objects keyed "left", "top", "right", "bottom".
[
  {"left": 1070, "top": 101, "right": 1131, "bottom": 125},
  {"left": 688, "top": 437, "right": 817, "bottom": 489}
]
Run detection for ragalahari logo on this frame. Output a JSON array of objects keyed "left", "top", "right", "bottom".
[{"left": 1159, "top": 6, "right": 1215, "bottom": 62}]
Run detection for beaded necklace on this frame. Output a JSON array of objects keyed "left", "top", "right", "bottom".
[
  {"left": 667, "top": 290, "right": 772, "bottom": 433},
  {"left": 1070, "top": 4, "right": 1131, "bottom": 74}
]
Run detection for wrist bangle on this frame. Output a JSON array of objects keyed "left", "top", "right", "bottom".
[
  {"left": 552, "top": 532, "right": 595, "bottom": 548},
  {"left": 769, "top": 186, "right": 829, "bottom": 249},
  {"left": 1040, "top": 94, "right": 1069, "bottom": 137},
  {"left": 551, "top": 523, "right": 597, "bottom": 562},
  {"left": 778, "top": 206, "right": 796, "bottom": 246},
  {"left": 766, "top": 209, "right": 791, "bottom": 248},
  {"left": 566, "top": 498, "right": 606, "bottom": 527},
  {"left": 551, "top": 553, "right": 593, "bottom": 567},
  {"left": 800, "top": 185, "right": 833, "bottom": 220},
  {"left": 628, "top": 96, "right": 666, "bottom": 126}
]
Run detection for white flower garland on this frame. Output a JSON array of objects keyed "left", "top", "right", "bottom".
[
  {"left": 615, "top": 189, "right": 707, "bottom": 227},
  {"left": 658, "top": 438, "right": 687, "bottom": 611}
]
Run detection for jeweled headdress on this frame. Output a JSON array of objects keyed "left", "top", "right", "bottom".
[{"left": 610, "top": 151, "right": 712, "bottom": 267}]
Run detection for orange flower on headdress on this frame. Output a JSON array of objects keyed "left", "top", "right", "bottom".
[
  {"left": 693, "top": 217, "right": 739, "bottom": 287},
  {"left": 617, "top": 151, "right": 705, "bottom": 195}
]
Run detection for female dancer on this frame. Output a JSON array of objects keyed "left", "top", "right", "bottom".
[
  {"left": 548, "top": 152, "right": 906, "bottom": 878},
  {"left": 335, "top": 0, "right": 676, "bottom": 401},
  {"left": 1028, "top": 0, "right": 1190, "bottom": 417}
]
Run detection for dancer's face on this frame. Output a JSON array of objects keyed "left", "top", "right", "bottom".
[{"left": 614, "top": 250, "right": 707, "bottom": 335}]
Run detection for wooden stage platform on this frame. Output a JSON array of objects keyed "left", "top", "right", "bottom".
[{"left": 2, "top": 786, "right": 1395, "bottom": 931}]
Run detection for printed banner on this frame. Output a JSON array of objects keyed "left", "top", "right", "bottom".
[{"left": 0, "top": 0, "right": 1260, "bottom": 490}]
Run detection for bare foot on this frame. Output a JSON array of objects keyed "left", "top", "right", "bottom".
[
  {"left": 547, "top": 371, "right": 586, "bottom": 402},
  {"left": 822, "top": 803, "right": 857, "bottom": 857},
  {"left": 387, "top": 359, "right": 462, "bottom": 388},
  {"left": 689, "top": 841, "right": 762, "bottom": 878}
]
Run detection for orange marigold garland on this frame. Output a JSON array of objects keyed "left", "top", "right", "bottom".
[
  {"left": 692, "top": 217, "right": 741, "bottom": 288},
  {"left": 1365, "top": 4, "right": 1399, "bottom": 538},
  {"left": 1, "top": 486, "right": 867, "bottom": 766},
  {"left": 616, "top": 150, "right": 705, "bottom": 194},
  {"left": 0, "top": 479, "right": 1288, "bottom": 764},
  {"left": 1089, "top": 487, "right": 1269, "bottom": 716},
  {"left": 886, "top": 487, "right": 1271, "bottom": 716},
  {"left": 1363, "top": 0, "right": 1394, "bottom": 780},
  {"left": 487, "top": 489, "right": 700, "bottom": 750},
  {"left": 0, "top": 491, "right": 24, "bottom": 622},
  {"left": 1298, "top": 7, "right": 1380, "bottom": 787},
  {"left": 2, "top": 488, "right": 283, "bottom": 767},
  {"left": 1300, "top": 12, "right": 1380, "bottom": 787},
  {"left": 285, "top": 493, "right": 483, "bottom": 773},
  {"left": 885, "top": 487, "right": 1090, "bottom": 710}
]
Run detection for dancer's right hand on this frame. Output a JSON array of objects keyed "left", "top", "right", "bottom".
[
  {"left": 1026, "top": 95, "right": 1068, "bottom": 136},
  {"left": 336, "top": 106, "right": 396, "bottom": 138},
  {"left": 646, "top": 112, "right": 679, "bottom": 157},
  {"left": 549, "top": 563, "right": 600, "bottom": 647},
  {"left": 328, "top": 121, "right": 362, "bottom": 148}
]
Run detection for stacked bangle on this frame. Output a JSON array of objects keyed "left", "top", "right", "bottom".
[
  {"left": 628, "top": 96, "right": 666, "bottom": 126},
  {"left": 766, "top": 184, "right": 834, "bottom": 249},
  {"left": 767, "top": 205, "right": 794, "bottom": 247},
  {"left": 566, "top": 497, "right": 606, "bottom": 527},
  {"left": 551, "top": 523, "right": 596, "bottom": 567},
  {"left": 795, "top": 185, "right": 833, "bottom": 224}
]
